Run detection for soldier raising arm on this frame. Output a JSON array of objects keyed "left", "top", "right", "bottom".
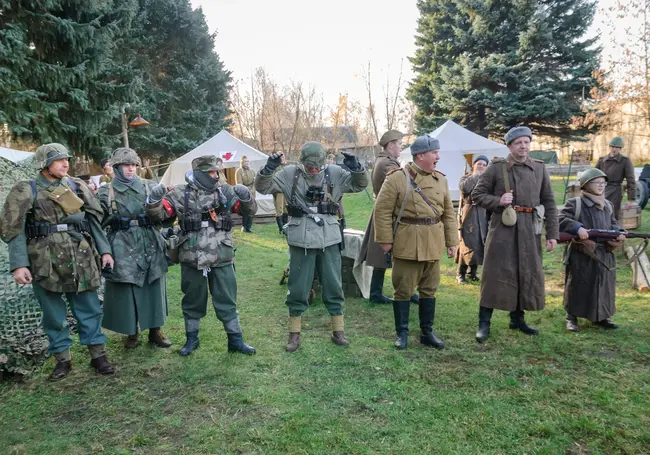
[{"left": 0, "top": 143, "right": 116, "bottom": 380}]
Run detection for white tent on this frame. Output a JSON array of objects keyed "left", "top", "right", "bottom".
[
  {"left": 400, "top": 120, "right": 509, "bottom": 200},
  {"left": 160, "top": 130, "right": 274, "bottom": 216},
  {"left": 0, "top": 146, "right": 34, "bottom": 163}
]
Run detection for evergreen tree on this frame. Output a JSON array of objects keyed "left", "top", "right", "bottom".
[
  {"left": 115, "top": 0, "right": 232, "bottom": 162},
  {"left": 407, "top": 0, "right": 601, "bottom": 138},
  {"left": 0, "top": 0, "right": 138, "bottom": 159}
]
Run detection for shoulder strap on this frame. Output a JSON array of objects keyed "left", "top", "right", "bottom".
[
  {"left": 405, "top": 167, "right": 441, "bottom": 220},
  {"left": 184, "top": 185, "right": 191, "bottom": 218},
  {"left": 29, "top": 180, "right": 37, "bottom": 213},
  {"left": 107, "top": 183, "right": 117, "bottom": 216},
  {"left": 392, "top": 170, "right": 411, "bottom": 235},
  {"left": 502, "top": 162, "right": 511, "bottom": 193},
  {"left": 604, "top": 199, "right": 613, "bottom": 214},
  {"left": 573, "top": 197, "right": 582, "bottom": 221},
  {"left": 290, "top": 167, "right": 300, "bottom": 203}
]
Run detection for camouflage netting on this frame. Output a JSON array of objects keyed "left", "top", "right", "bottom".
[{"left": 0, "top": 156, "right": 48, "bottom": 377}]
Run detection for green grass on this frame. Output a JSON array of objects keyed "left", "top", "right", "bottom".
[{"left": 1, "top": 180, "right": 650, "bottom": 454}]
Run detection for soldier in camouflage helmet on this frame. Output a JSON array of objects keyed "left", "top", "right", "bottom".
[
  {"left": 0, "top": 143, "right": 116, "bottom": 380},
  {"left": 255, "top": 142, "right": 369, "bottom": 352},
  {"left": 97, "top": 147, "right": 171, "bottom": 350},
  {"left": 147, "top": 155, "right": 257, "bottom": 356}
]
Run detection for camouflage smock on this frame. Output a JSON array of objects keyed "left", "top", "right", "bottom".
[
  {"left": 0, "top": 174, "right": 111, "bottom": 293},
  {"left": 147, "top": 172, "right": 257, "bottom": 270},
  {"left": 97, "top": 177, "right": 168, "bottom": 287}
]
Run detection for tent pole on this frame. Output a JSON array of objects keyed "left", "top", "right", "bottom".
[{"left": 562, "top": 151, "right": 574, "bottom": 204}]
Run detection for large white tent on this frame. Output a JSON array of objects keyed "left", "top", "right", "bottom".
[
  {"left": 400, "top": 120, "right": 509, "bottom": 200},
  {"left": 160, "top": 130, "right": 275, "bottom": 216}
]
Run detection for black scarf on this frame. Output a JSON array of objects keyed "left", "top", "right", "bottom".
[
  {"left": 194, "top": 170, "right": 219, "bottom": 192},
  {"left": 113, "top": 164, "right": 136, "bottom": 187}
]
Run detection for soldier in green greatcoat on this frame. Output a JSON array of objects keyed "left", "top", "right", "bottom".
[
  {"left": 97, "top": 147, "right": 171, "bottom": 349},
  {"left": 0, "top": 143, "right": 116, "bottom": 380},
  {"left": 147, "top": 155, "right": 256, "bottom": 356},
  {"left": 255, "top": 142, "right": 369, "bottom": 352}
]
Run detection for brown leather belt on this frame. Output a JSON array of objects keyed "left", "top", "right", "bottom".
[
  {"left": 513, "top": 205, "right": 534, "bottom": 213},
  {"left": 400, "top": 217, "right": 439, "bottom": 225}
]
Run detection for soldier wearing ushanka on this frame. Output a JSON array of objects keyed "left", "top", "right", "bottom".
[
  {"left": 97, "top": 147, "right": 171, "bottom": 350},
  {"left": 0, "top": 143, "right": 116, "bottom": 380},
  {"left": 147, "top": 155, "right": 257, "bottom": 356}
]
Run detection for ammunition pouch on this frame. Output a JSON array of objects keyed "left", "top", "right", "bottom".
[
  {"left": 287, "top": 201, "right": 339, "bottom": 217},
  {"left": 181, "top": 213, "right": 232, "bottom": 233},
  {"left": 109, "top": 214, "right": 153, "bottom": 231},
  {"left": 25, "top": 220, "right": 90, "bottom": 240}
]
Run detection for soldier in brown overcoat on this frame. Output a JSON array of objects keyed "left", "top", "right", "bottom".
[
  {"left": 472, "top": 126, "right": 559, "bottom": 343},
  {"left": 374, "top": 135, "right": 458, "bottom": 350},
  {"left": 359, "top": 130, "right": 418, "bottom": 304},
  {"left": 595, "top": 136, "right": 636, "bottom": 218}
]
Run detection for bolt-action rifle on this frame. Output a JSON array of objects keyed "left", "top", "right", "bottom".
[{"left": 558, "top": 229, "right": 650, "bottom": 243}]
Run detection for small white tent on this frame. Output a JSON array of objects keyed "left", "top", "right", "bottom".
[
  {"left": 160, "top": 130, "right": 275, "bottom": 216},
  {"left": 400, "top": 120, "right": 509, "bottom": 201},
  {"left": 0, "top": 146, "right": 34, "bottom": 163}
]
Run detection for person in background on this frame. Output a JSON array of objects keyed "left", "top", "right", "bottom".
[
  {"left": 326, "top": 154, "right": 336, "bottom": 165},
  {"left": 99, "top": 158, "right": 114, "bottom": 185},
  {"left": 235, "top": 156, "right": 256, "bottom": 233},
  {"left": 595, "top": 136, "right": 636, "bottom": 218},
  {"left": 216, "top": 157, "right": 227, "bottom": 183}
]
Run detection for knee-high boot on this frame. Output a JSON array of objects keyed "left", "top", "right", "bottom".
[
  {"left": 418, "top": 298, "right": 444, "bottom": 349},
  {"left": 369, "top": 268, "right": 392, "bottom": 304},
  {"left": 392, "top": 301, "right": 410, "bottom": 349}
]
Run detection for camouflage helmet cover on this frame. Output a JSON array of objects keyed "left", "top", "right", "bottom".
[
  {"left": 35, "top": 143, "right": 73, "bottom": 169},
  {"left": 579, "top": 168, "right": 608, "bottom": 188},
  {"left": 608, "top": 136, "right": 624, "bottom": 148},
  {"left": 300, "top": 141, "right": 326, "bottom": 168},
  {"left": 192, "top": 155, "right": 220, "bottom": 172},
  {"left": 110, "top": 147, "right": 140, "bottom": 166}
]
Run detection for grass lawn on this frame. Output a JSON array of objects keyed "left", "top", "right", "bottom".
[{"left": 1, "top": 177, "right": 649, "bottom": 454}]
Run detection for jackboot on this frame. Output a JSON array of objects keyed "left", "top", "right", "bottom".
[
  {"left": 180, "top": 331, "right": 200, "bottom": 356},
  {"left": 457, "top": 264, "right": 468, "bottom": 285},
  {"left": 331, "top": 315, "right": 350, "bottom": 346},
  {"left": 509, "top": 310, "right": 539, "bottom": 335},
  {"left": 148, "top": 327, "right": 172, "bottom": 347},
  {"left": 596, "top": 319, "right": 619, "bottom": 329},
  {"left": 276, "top": 216, "right": 284, "bottom": 234},
  {"left": 50, "top": 350, "right": 72, "bottom": 381},
  {"left": 286, "top": 316, "right": 301, "bottom": 352},
  {"left": 124, "top": 333, "right": 139, "bottom": 349},
  {"left": 89, "top": 346, "right": 115, "bottom": 375},
  {"left": 369, "top": 268, "right": 392, "bottom": 304},
  {"left": 475, "top": 306, "right": 493, "bottom": 343},
  {"left": 468, "top": 265, "right": 480, "bottom": 282},
  {"left": 566, "top": 314, "right": 580, "bottom": 332},
  {"left": 410, "top": 293, "right": 420, "bottom": 305},
  {"left": 392, "top": 300, "right": 410, "bottom": 350},
  {"left": 418, "top": 298, "right": 445, "bottom": 349},
  {"left": 227, "top": 333, "right": 256, "bottom": 354},
  {"left": 246, "top": 216, "right": 254, "bottom": 233}
]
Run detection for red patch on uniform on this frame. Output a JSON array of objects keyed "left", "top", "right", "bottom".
[
  {"left": 233, "top": 200, "right": 241, "bottom": 214},
  {"left": 162, "top": 198, "right": 175, "bottom": 217}
]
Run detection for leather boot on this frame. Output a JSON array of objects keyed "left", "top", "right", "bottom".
[
  {"left": 392, "top": 301, "right": 410, "bottom": 350},
  {"left": 456, "top": 264, "right": 468, "bottom": 284},
  {"left": 180, "top": 331, "right": 200, "bottom": 356},
  {"left": 509, "top": 310, "right": 539, "bottom": 335},
  {"left": 247, "top": 216, "right": 254, "bottom": 232},
  {"left": 410, "top": 293, "right": 420, "bottom": 305},
  {"left": 124, "top": 333, "right": 139, "bottom": 349},
  {"left": 227, "top": 333, "right": 256, "bottom": 354},
  {"left": 276, "top": 216, "right": 284, "bottom": 234},
  {"left": 468, "top": 265, "right": 480, "bottom": 282},
  {"left": 369, "top": 268, "right": 392, "bottom": 304},
  {"left": 475, "top": 306, "right": 493, "bottom": 343},
  {"left": 566, "top": 314, "right": 580, "bottom": 332},
  {"left": 286, "top": 316, "right": 301, "bottom": 352},
  {"left": 50, "top": 350, "right": 72, "bottom": 381},
  {"left": 330, "top": 315, "right": 350, "bottom": 346},
  {"left": 596, "top": 319, "right": 619, "bottom": 329},
  {"left": 419, "top": 298, "right": 445, "bottom": 349},
  {"left": 90, "top": 355, "right": 115, "bottom": 375},
  {"left": 148, "top": 328, "right": 172, "bottom": 347}
]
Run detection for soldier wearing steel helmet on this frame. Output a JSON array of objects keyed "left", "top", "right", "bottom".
[
  {"left": 255, "top": 142, "right": 369, "bottom": 352},
  {"left": 595, "top": 136, "right": 636, "bottom": 218},
  {"left": 146, "top": 155, "right": 257, "bottom": 356},
  {"left": 96, "top": 147, "right": 171, "bottom": 350},
  {"left": 559, "top": 168, "right": 625, "bottom": 332},
  {"left": 0, "top": 143, "right": 116, "bottom": 380}
]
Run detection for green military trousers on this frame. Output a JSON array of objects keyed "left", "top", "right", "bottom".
[
  {"left": 180, "top": 263, "right": 239, "bottom": 331},
  {"left": 286, "top": 245, "right": 344, "bottom": 317},
  {"left": 32, "top": 283, "right": 107, "bottom": 355}
]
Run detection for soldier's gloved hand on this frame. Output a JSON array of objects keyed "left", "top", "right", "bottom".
[
  {"left": 233, "top": 184, "right": 252, "bottom": 202},
  {"left": 149, "top": 183, "right": 167, "bottom": 204},
  {"left": 342, "top": 151, "right": 361, "bottom": 171},
  {"left": 263, "top": 153, "right": 283, "bottom": 174}
]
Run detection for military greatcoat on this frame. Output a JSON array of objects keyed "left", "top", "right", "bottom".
[
  {"left": 595, "top": 154, "right": 636, "bottom": 217},
  {"left": 456, "top": 173, "right": 488, "bottom": 267},
  {"left": 97, "top": 177, "right": 169, "bottom": 334},
  {"left": 471, "top": 155, "right": 559, "bottom": 312}
]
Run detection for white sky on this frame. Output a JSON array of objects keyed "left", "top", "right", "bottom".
[{"left": 191, "top": 0, "right": 612, "bottom": 108}]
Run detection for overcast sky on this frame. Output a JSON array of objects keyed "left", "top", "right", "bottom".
[{"left": 191, "top": 0, "right": 609, "bottom": 108}]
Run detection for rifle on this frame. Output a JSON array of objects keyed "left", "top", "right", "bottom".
[{"left": 558, "top": 229, "right": 650, "bottom": 243}]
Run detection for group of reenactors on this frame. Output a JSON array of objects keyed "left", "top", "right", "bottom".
[{"left": 0, "top": 124, "right": 632, "bottom": 380}]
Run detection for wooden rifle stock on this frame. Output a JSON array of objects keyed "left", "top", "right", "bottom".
[{"left": 558, "top": 229, "right": 650, "bottom": 243}]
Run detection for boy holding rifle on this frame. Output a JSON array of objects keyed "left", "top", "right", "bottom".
[{"left": 559, "top": 168, "right": 626, "bottom": 332}]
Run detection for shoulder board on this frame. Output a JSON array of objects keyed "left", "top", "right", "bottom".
[
  {"left": 491, "top": 157, "right": 505, "bottom": 163},
  {"left": 434, "top": 169, "right": 446, "bottom": 177},
  {"left": 533, "top": 159, "right": 544, "bottom": 163},
  {"left": 386, "top": 168, "right": 403, "bottom": 177}
]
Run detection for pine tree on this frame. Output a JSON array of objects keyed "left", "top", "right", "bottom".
[
  {"left": 0, "top": 0, "right": 138, "bottom": 159},
  {"left": 115, "top": 0, "right": 232, "bottom": 162},
  {"left": 407, "top": 0, "right": 601, "bottom": 138}
]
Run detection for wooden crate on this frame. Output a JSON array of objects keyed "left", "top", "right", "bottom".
[
  {"left": 565, "top": 181, "right": 581, "bottom": 200},
  {"left": 619, "top": 206, "right": 642, "bottom": 230}
]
